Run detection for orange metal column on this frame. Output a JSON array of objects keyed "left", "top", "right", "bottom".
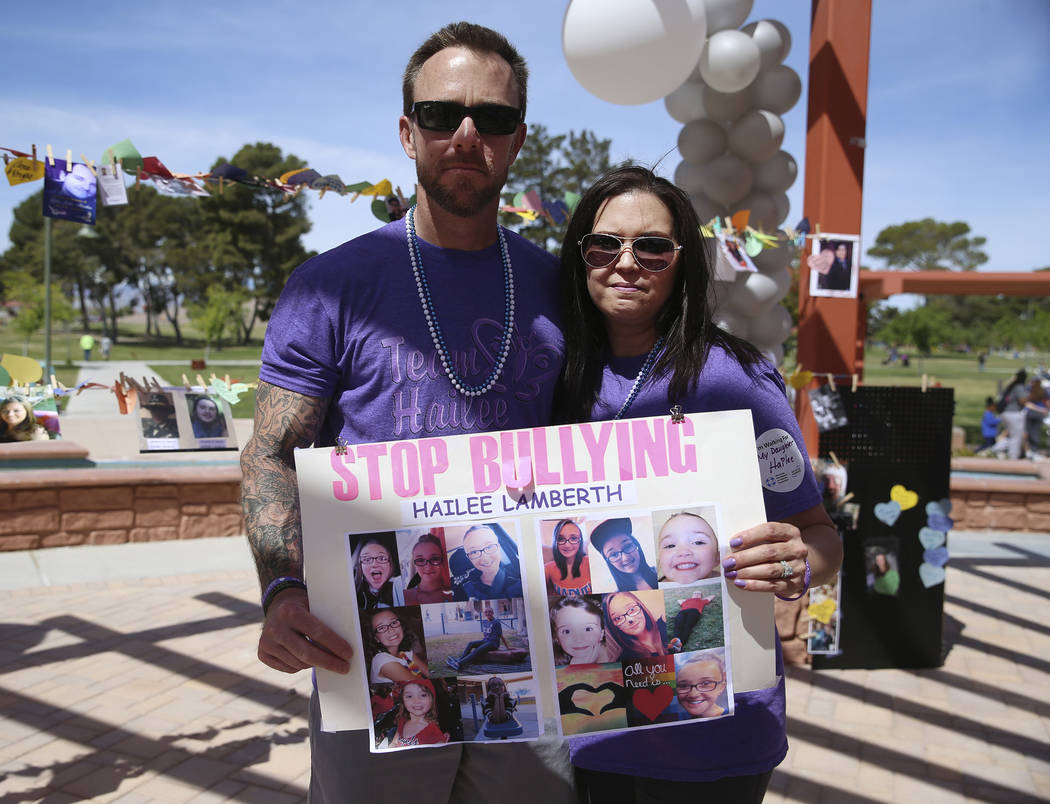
[{"left": 796, "top": 0, "right": 873, "bottom": 451}]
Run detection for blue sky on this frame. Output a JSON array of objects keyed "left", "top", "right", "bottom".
[{"left": 2, "top": 0, "right": 1047, "bottom": 277}]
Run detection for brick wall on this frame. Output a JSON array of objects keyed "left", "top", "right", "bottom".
[{"left": 0, "top": 466, "right": 243, "bottom": 552}]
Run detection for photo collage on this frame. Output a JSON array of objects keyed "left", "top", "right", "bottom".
[
  {"left": 542, "top": 507, "right": 734, "bottom": 737},
  {"left": 353, "top": 521, "right": 540, "bottom": 751},
  {"left": 136, "top": 387, "right": 237, "bottom": 452}
]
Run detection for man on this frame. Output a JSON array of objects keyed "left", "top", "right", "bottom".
[
  {"left": 240, "top": 21, "right": 569, "bottom": 803},
  {"left": 446, "top": 608, "right": 510, "bottom": 670}
]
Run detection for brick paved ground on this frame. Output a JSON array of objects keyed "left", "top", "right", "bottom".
[{"left": 2, "top": 558, "right": 1047, "bottom": 802}]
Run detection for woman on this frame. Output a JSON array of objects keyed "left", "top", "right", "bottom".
[
  {"left": 589, "top": 518, "right": 658, "bottom": 591},
  {"left": 557, "top": 166, "right": 841, "bottom": 801},
  {"left": 545, "top": 519, "right": 592, "bottom": 595},
  {"left": 353, "top": 535, "right": 405, "bottom": 609},
  {"left": 602, "top": 591, "right": 667, "bottom": 660},
  {"left": 188, "top": 394, "right": 228, "bottom": 439},
  {"left": 999, "top": 369, "right": 1029, "bottom": 459},
  {"left": 404, "top": 532, "right": 453, "bottom": 605},
  {"left": 1024, "top": 380, "right": 1048, "bottom": 454},
  {"left": 0, "top": 396, "right": 49, "bottom": 442},
  {"left": 389, "top": 679, "right": 448, "bottom": 747},
  {"left": 364, "top": 608, "right": 428, "bottom": 684}
]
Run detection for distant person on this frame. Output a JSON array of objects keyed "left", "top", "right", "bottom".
[
  {"left": 79, "top": 333, "right": 95, "bottom": 361},
  {"left": 100, "top": 335, "right": 113, "bottom": 360},
  {"left": 980, "top": 396, "right": 1001, "bottom": 451},
  {"left": 1025, "top": 380, "right": 1048, "bottom": 454},
  {"left": 977, "top": 351, "right": 986, "bottom": 372},
  {"left": 998, "top": 370, "right": 1029, "bottom": 459}
]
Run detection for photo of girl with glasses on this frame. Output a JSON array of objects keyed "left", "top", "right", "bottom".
[
  {"left": 602, "top": 590, "right": 667, "bottom": 660},
  {"left": 544, "top": 519, "right": 592, "bottom": 596},
  {"left": 447, "top": 522, "right": 523, "bottom": 601},
  {"left": 672, "top": 649, "right": 729, "bottom": 720},
  {"left": 589, "top": 517, "right": 658, "bottom": 593},
  {"left": 362, "top": 607, "right": 428, "bottom": 684},
  {"left": 401, "top": 530, "right": 453, "bottom": 605},
  {"left": 350, "top": 533, "right": 404, "bottom": 609},
  {"left": 550, "top": 596, "right": 621, "bottom": 666}
]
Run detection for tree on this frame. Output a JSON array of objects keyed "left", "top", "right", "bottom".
[
  {"left": 187, "top": 285, "right": 245, "bottom": 361},
  {"left": 198, "top": 143, "right": 313, "bottom": 344},
  {"left": 3, "top": 274, "right": 75, "bottom": 354},
  {"left": 500, "top": 125, "right": 614, "bottom": 252},
  {"left": 867, "top": 218, "right": 988, "bottom": 272}
]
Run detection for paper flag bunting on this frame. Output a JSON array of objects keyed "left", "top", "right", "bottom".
[
  {"left": 729, "top": 209, "right": 750, "bottom": 232},
  {"left": 5, "top": 157, "right": 44, "bottom": 186},
  {"left": 208, "top": 378, "right": 250, "bottom": 405},
  {"left": 1, "top": 353, "right": 43, "bottom": 384},
  {"left": 101, "top": 139, "right": 143, "bottom": 173},
  {"left": 787, "top": 367, "right": 813, "bottom": 390}
]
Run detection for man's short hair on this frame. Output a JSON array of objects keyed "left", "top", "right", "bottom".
[{"left": 402, "top": 21, "right": 528, "bottom": 118}]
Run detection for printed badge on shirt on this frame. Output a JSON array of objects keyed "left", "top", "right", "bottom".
[{"left": 755, "top": 428, "right": 805, "bottom": 493}]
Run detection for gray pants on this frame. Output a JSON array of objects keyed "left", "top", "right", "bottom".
[{"left": 308, "top": 690, "right": 575, "bottom": 803}]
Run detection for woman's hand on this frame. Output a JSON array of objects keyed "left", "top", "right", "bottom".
[
  {"left": 721, "top": 522, "right": 809, "bottom": 597},
  {"left": 722, "top": 503, "right": 841, "bottom": 596}
]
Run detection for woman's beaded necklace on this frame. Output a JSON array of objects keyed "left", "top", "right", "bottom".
[
  {"left": 406, "top": 206, "right": 515, "bottom": 398},
  {"left": 613, "top": 337, "right": 665, "bottom": 420}
]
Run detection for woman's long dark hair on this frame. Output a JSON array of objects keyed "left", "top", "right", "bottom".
[
  {"left": 551, "top": 519, "right": 586, "bottom": 581},
  {"left": 554, "top": 165, "right": 762, "bottom": 423}
]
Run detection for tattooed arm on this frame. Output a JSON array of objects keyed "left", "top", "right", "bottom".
[{"left": 240, "top": 381, "right": 352, "bottom": 674}]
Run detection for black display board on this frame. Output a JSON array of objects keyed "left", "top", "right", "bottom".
[{"left": 813, "top": 386, "right": 954, "bottom": 669}]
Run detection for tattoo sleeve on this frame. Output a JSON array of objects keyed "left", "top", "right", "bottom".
[{"left": 240, "top": 381, "right": 330, "bottom": 591}]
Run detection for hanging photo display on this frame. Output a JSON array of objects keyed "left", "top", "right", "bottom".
[
  {"left": 807, "top": 383, "right": 849, "bottom": 432},
  {"left": 296, "top": 410, "right": 778, "bottom": 752},
  {"left": 97, "top": 163, "right": 129, "bottom": 207},
  {"left": 42, "top": 160, "right": 97, "bottom": 224},
  {"left": 135, "top": 387, "right": 237, "bottom": 453},
  {"left": 807, "top": 233, "right": 859, "bottom": 299},
  {"left": 807, "top": 573, "right": 841, "bottom": 655},
  {"left": 0, "top": 387, "right": 61, "bottom": 442}
]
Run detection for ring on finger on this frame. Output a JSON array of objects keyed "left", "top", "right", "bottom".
[{"left": 779, "top": 560, "right": 794, "bottom": 580}]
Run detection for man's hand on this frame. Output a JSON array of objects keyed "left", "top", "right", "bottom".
[{"left": 259, "top": 588, "right": 353, "bottom": 675}]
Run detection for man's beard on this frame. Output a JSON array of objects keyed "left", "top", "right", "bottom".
[{"left": 417, "top": 160, "right": 507, "bottom": 218}]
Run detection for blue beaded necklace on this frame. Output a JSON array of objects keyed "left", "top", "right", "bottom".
[
  {"left": 406, "top": 206, "right": 515, "bottom": 398},
  {"left": 613, "top": 337, "right": 665, "bottom": 420}
]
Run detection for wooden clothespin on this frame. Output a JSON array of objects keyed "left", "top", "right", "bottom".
[
  {"left": 921, "top": 374, "right": 929, "bottom": 392},
  {"left": 851, "top": 374, "right": 858, "bottom": 393},
  {"left": 120, "top": 371, "right": 145, "bottom": 394},
  {"left": 224, "top": 373, "right": 231, "bottom": 387},
  {"left": 113, "top": 382, "right": 129, "bottom": 414},
  {"left": 829, "top": 451, "right": 841, "bottom": 468},
  {"left": 32, "top": 144, "right": 37, "bottom": 163},
  {"left": 148, "top": 377, "right": 163, "bottom": 391},
  {"left": 181, "top": 374, "right": 192, "bottom": 389},
  {"left": 80, "top": 155, "right": 97, "bottom": 177},
  {"left": 814, "top": 223, "right": 821, "bottom": 238},
  {"left": 65, "top": 149, "right": 73, "bottom": 172},
  {"left": 826, "top": 373, "right": 835, "bottom": 387},
  {"left": 2, "top": 153, "right": 8, "bottom": 166},
  {"left": 45, "top": 144, "right": 55, "bottom": 167},
  {"left": 196, "top": 374, "right": 207, "bottom": 389}
]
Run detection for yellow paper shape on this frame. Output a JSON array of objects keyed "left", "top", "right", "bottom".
[
  {"left": 359, "top": 179, "right": 393, "bottom": 197},
  {"left": 788, "top": 369, "right": 813, "bottom": 390},
  {"left": 5, "top": 157, "right": 45, "bottom": 186},
  {"left": 1, "top": 353, "right": 43, "bottom": 384},
  {"left": 808, "top": 599, "right": 836, "bottom": 624},
  {"left": 890, "top": 484, "right": 918, "bottom": 511}
]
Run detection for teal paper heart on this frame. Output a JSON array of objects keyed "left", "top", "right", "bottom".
[
  {"left": 918, "top": 562, "right": 946, "bottom": 588},
  {"left": 925, "top": 499, "right": 952, "bottom": 518},
  {"left": 874, "top": 501, "right": 901, "bottom": 526},
  {"left": 918, "top": 527, "right": 946, "bottom": 550},
  {"left": 927, "top": 513, "right": 954, "bottom": 532},
  {"left": 924, "top": 546, "right": 949, "bottom": 567}
]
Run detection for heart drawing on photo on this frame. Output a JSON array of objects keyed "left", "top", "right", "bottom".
[
  {"left": 807, "top": 249, "right": 834, "bottom": 275},
  {"left": 632, "top": 685, "right": 674, "bottom": 721}
]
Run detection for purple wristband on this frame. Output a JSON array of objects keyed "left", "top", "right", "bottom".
[
  {"left": 775, "top": 557, "right": 811, "bottom": 602},
  {"left": 262, "top": 575, "right": 307, "bottom": 614}
]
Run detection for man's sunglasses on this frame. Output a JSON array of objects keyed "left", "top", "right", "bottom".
[
  {"left": 411, "top": 101, "right": 523, "bottom": 136},
  {"left": 579, "top": 233, "right": 681, "bottom": 272}
]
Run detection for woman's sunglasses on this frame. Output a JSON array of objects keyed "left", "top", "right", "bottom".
[
  {"left": 411, "top": 101, "right": 523, "bottom": 136},
  {"left": 579, "top": 233, "right": 681, "bottom": 272}
]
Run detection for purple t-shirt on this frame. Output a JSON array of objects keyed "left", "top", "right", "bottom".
[
  {"left": 260, "top": 218, "right": 564, "bottom": 446},
  {"left": 570, "top": 343, "right": 821, "bottom": 782}
]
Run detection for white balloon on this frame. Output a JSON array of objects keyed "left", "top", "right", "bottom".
[
  {"left": 679, "top": 119, "right": 727, "bottom": 164},
  {"left": 750, "top": 303, "right": 793, "bottom": 346},
  {"left": 690, "top": 191, "right": 727, "bottom": 225},
  {"left": 664, "top": 79, "right": 708, "bottom": 123},
  {"left": 759, "top": 341, "right": 785, "bottom": 367},
  {"left": 563, "top": 0, "right": 708, "bottom": 105},
  {"left": 752, "top": 65, "right": 802, "bottom": 115},
  {"left": 728, "top": 272, "right": 779, "bottom": 317},
  {"left": 727, "top": 109, "right": 785, "bottom": 162},
  {"left": 674, "top": 160, "right": 707, "bottom": 197},
  {"left": 700, "top": 84, "right": 754, "bottom": 122},
  {"left": 713, "top": 307, "right": 752, "bottom": 339},
  {"left": 698, "top": 152, "right": 753, "bottom": 206},
  {"left": 752, "top": 150, "right": 797, "bottom": 193},
  {"left": 698, "top": 29, "right": 761, "bottom": 94},
  {"left": 770, "top": 192, "right": 790, "bottom": 227},
  {"left": 730, "top": 190, "right": 777, "bottom": 231},
  {"left": 703, "top": 0, "right": 754, "bottom": 33},
  {"left": 741, "top": 19, "right": 792, "bottom": 69}
]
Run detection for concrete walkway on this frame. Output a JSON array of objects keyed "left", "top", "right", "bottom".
[{"left": 1, "top": 532, "right": 1048, "bottom": 802}]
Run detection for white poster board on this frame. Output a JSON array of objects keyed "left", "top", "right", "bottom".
[{"left": 297, "top": 410, "right": 777, "bottom": 750}]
